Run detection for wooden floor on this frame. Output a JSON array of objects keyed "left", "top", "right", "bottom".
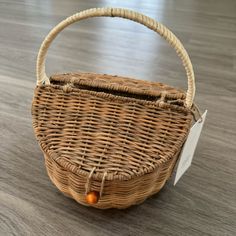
[{"left": 0, "top": 0, "right": 236, "bottom": 235}]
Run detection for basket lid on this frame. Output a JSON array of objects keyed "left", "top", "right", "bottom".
[{"left": 32, "top": 73, "right": 192, "bottom": 181}]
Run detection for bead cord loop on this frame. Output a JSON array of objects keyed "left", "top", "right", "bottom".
[{"left": 85, "top": 167, "right": 96, "bottom": 194}]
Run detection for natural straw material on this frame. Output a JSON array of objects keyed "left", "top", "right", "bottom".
[
  {"left": 36, "top": 7, "right": 195, "bottom": 108},
  {"left": 32, "top": 7, "right": 195, "bottom": 209}
]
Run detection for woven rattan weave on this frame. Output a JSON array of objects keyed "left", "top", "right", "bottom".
[{"left": 32, "top": 7, "right": 196, "bottom": 209}]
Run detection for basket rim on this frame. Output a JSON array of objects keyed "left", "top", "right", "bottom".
[
  {"left": 45, "top": 148, "right": 179, "bottom": 181},
  {"left": 50, "top": 72, "right": 187, "bottom": 100}
]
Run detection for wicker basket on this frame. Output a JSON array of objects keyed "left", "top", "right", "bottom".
[{"left": 32, "top": 7, "right": 196, "bottom": 209}]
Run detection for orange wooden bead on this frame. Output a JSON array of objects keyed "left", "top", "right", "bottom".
[{"left": 86, "top": 191, "right": 99, "bottom": 204}]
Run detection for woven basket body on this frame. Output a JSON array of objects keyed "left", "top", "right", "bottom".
[{"left": 32, "top": 8, "right": 196, "bottom": 209}]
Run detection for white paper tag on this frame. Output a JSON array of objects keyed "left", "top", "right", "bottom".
[{"left": 174, "top": 110, "right": 207, "bottom": 185}]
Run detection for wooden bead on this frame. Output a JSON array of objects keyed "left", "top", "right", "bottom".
[{"left": 86, "top": 191, "right": 99, "bottom": 204}]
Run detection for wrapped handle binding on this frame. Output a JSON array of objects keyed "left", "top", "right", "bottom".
[{"left": 36, "top": 7, "right": 195, "bottom": 108}]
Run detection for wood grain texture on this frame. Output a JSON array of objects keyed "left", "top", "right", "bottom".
[{"left": 0, "top": 0, "right": 235, "bottom": 235}]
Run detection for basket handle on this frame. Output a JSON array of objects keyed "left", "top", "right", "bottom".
[{"left": 36, "top": 7, "right": 195, "bottom": 108}]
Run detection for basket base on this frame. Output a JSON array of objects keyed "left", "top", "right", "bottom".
[{"left": 44, "top": 152, "right": 179, "bottom": 209}]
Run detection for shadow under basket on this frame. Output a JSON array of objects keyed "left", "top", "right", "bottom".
[
  {"left": 32, "top": 7, "right": 196, "bottom": 209},
  {"left": 32, "top": 72, "right": 193, "bottom": 209}
]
